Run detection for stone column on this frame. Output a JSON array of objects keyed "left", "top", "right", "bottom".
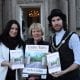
[
  {"left": 11, "top": 0, "right": 17, "bottom": 19},
  {"left": 45, "top": 0, "right": 58, "bottom": 40},
  {"left": 58, "top": 0, "right": 68, "bottom": 15},
  {"left": 2, "top": 0, "right": 12, "bottom": 28},
  {"left": 48, "top": 0, "right": 58, "bottom": 12},
  {"left": 76, "top": 0, "right": 80, "bottom": 34},
  {"left": 68, "top": 0, "right": 76, "bottom": 31},
  {"left": 58, "top": 0, "right": 68, "bottom": 29},
  {"left": 44, "top": 0, "right": 49, "bottom": 40},
  {"left": 2, "top": 0, "right": 17, "bottom": 28},
  {"left": 0, "top": 0, "right": 2, "bottom": 34}
]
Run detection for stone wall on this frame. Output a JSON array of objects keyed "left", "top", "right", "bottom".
[{"left": 1, "top": 0, "right": 80, "bottom": 36}]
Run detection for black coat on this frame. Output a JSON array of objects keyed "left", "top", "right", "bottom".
[{"left": 25, "top": 38, "right": 52, "bottom": 80}]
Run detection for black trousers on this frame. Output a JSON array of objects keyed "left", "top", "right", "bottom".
[
  {"left": 6, "top": 68, "right": 16, "bottom": 80},
  {"left": 47, "top": 69, "right": 80, "bottom": 80}
]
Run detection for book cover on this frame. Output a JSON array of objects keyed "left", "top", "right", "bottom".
[
  {"left": 22, "top": 45, "right": 49, "bottom": 77},
  {"left": 47, "top": 52, "right": 61, "bottom": 74},
  {"left": 10, "top": 49, "right": 24, "bottom": 70}
]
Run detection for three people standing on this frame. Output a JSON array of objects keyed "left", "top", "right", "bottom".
[{"left": 0, "top": 8, "right": 80, "bottom": 80}]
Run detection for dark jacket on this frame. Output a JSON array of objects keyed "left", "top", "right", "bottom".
[
  {"left": 47, "top": 32, "right": 80, "bottom": 80},
  {"left": 25, "top": 38, "right": 52, "bottom": 80}
]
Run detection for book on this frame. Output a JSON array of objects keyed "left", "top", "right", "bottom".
[
  {"left": 47, "top": 52, "right": 61, "bottom": 74},
  {"left": 22, "top": 45, "right": 49, "bottom": 78},
  {"left": 10, "top": 49, "right": 24, "bottom": 70}
]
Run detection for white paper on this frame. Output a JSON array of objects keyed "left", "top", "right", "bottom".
[
  {"left": 47, "top": 52, "right": 61, "bottom": 74},
  {"left": 10, "top": 49, "right": 24, "bottom": 70},
  {"left": 22, "top": 45, "right": 49, "bottom": 77}
]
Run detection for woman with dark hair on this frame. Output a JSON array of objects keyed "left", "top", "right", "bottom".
[
  {"left": 0, "top": 20, "right": 24, "bottom": 80},
  {"left": 47, "top": 9, "right": 80, "bottom": 80}
]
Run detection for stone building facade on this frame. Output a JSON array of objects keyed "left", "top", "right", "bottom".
[{"left": 0, "top": 0, "right": 80, "bottom": 40}]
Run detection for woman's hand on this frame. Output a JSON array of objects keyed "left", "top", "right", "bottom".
[{"left": 1, "top": 60, "right": 12, "bottom": 69}]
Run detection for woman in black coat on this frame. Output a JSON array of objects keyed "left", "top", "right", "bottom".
[{"left": 25, "top": 23, "right": 52, "bottom": 80}]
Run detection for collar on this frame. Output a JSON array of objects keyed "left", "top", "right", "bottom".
[{"left": 55, "top": 29, "right": 65, "bottom": 37}]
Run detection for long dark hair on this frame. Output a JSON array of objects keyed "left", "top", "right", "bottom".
[
  {"left": 0, "top": 20, "right": 24, "bottom": 49},
  {"left": 48, "top": 9, "right": 68, "bottom": 32}
]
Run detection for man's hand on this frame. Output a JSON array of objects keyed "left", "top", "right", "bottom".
[{"left": 51, "top": 71, "right": 65, "bottom": 78}]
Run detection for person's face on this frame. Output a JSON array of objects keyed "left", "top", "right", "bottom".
[
  {"left": 31, "top": 27, "right": 42, "bottom": 41},
  {"left": 9, "top": 24, "right": 18, "bottom": 37},
  {"left": 51, "top": 16, "right": 63, "bottom": 32}
]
